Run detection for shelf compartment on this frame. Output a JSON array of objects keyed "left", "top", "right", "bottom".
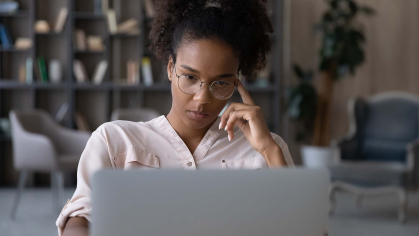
[
  {"left": 0, "top": 47, "right": 31, "bottom": 52},
  {"left": 0, "top": 11, "right": 29, "bottom": 18},
  {"left": 74, "top": 12, "right": 105, "bottom": 20}
]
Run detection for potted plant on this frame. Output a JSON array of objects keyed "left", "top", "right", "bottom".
[
  {"left": 289, "top": 65, "right": 337, "bottom": 167},
  {"left": 289, "top": 0, "right": 375, "bottom": 167}
]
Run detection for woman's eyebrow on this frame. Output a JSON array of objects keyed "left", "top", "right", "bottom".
[{"left": 180, "top": 64, "right": 236, "bottom": 79}]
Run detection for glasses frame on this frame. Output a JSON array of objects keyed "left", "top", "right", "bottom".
[{"left": 173, "top": 65, "right": 239, "bottom": 100}]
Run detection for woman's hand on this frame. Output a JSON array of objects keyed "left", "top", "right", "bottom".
[{"left": 219, "top": 79, "right": 286, "bottom": 167}]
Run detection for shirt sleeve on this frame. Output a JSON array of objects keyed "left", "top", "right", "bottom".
[
  {"left": 270, "top": 133, "right": 295, "bottom": 167},
  {"left": 55, "top": 128, "right": 113, "bottom": 236}
]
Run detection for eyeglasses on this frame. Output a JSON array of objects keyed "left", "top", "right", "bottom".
[{"left": 173, "top": 65, "right": 238, "bottom": 100}]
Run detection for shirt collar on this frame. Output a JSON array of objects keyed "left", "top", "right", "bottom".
[{"left": 154, "top": 115, "right": 222, "bottom": 165}]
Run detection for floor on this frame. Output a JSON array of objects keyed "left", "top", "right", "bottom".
[{"left": 0, "top": 188, "right": 418, "bottom": 236}]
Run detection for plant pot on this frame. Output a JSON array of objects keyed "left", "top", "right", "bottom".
[{"left": 300, "top": 145, "right": 339, "bottom": 168}]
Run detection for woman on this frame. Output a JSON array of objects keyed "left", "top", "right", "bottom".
[{"left": 57, "top": 0, "right": 294, "bottom": 235}]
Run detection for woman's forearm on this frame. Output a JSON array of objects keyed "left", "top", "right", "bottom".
[
  {"left": 63, "top": 217, "right": 89, "bottom": 236},
  {"left": 261, "top": 143, "right": 287, "bottom": 168}
]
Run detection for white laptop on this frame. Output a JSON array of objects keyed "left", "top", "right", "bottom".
[{"left": 91, "top": 168, "right": 330, "bottom": 236}]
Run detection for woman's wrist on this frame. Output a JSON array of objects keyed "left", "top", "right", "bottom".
[{"left": 260, "top": 142, "right": 287, "bottom": 168}]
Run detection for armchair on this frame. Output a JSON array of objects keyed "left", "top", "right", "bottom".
[
  {"left": 329, "top": 92, "right": 419, "bottom": 223},
  {"left": 9, "top": 109, "right": 91, "bottom": 219}
]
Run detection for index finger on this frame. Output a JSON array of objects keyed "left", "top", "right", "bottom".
[{"left": 237, "top": 79, "right": 255, "bottom": 105}]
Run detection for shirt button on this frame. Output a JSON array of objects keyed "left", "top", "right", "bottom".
[{"left": 187, "top": 162, "right": 193, "bottom": 167}]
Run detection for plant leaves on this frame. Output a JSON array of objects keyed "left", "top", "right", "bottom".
[
  {"left": 293, "top": 65, "right": 305, "bottom": 79},
  {"left": 348, "top": 1, "right": 358, "bottom": 15}
]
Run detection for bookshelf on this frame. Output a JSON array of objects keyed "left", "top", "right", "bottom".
[{"left": 0, "top": 0, "right": 283, "bottom": 186}]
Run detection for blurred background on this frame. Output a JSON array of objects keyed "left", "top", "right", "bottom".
[{"left": 0, "top": 0, "right": 418, "bottom": 235}]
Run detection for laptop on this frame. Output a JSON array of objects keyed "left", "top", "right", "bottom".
[{"left": 91, "top": 168, "right": 330, "bottom": 236}]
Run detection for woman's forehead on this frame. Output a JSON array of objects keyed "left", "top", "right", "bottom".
[{"left": 175, "top": 39, "right": 239, "bottom": 73}]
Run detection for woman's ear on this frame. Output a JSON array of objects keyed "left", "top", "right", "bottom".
[{"left": 167, "top": 56, "right": 174, "bottom": 82}]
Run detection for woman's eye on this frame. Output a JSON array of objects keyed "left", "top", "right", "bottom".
[
  {"left": 215, "top": 81, "right": 227, "bottom": 86},
  {"left": 186, "top": 75, "right": 197, "bottom": 80}
]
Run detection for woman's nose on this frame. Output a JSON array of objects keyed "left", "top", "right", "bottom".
[{"left": 193, "top": 83, "right": 212, "bottom": 104}]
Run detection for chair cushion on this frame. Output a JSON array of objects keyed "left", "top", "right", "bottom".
[
  {"left": 362, "top": 139, "right": 407, "bottom": 162},
  {"left": 57, "top": 154, "right": 80, "bottom": 172},
  {"left": 329, "top": 161, "right": 409, "bottom": 187}
]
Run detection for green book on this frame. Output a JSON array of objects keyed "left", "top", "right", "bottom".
[{"left": 37, "top": 57, "right": 49, "bottom": 82}]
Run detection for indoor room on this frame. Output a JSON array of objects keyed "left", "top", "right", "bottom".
[{"left": 0, "top": 0, "right": 418, "bottom": 235}]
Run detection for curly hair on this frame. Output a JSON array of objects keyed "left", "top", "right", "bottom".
[{"left": 149, "top": 0, "right": 273, "bottom": 78}]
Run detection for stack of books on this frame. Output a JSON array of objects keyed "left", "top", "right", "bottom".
[
  {"left": 34, "top": 8, "right": 68, "bottom": 33},
  {"left": 74, "top": 60, "right": 108, "bottom": 85},
  {"left": 74, "top": 29, "right": 105, "bottom": 51},
  {"left": 107, "top": 11, "right": 140, "bottom": 35}
]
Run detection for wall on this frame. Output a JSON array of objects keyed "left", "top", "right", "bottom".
[{"left": 286, "top": 0, "right": 419, "bottom": 163}]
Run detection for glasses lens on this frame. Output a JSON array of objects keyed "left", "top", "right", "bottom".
[
  {"left": 178, "top": 75, "right": 201, "bottom": 94},
  {"left": 211, "top": 81, "right": 235, "bottom": 100}
]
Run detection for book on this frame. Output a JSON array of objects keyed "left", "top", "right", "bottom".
[
  {"left": 126, "top": 28, "right": 140, "bottom": 35},
  {"left": 0, "top": 1, "right": 19, "bottom": 14},
  {"left": 144, "top": 0, "right": 156, "bottom": 18},
  {"left": 37, "top": 57, "right": 49, "bottom": 82},
  {"left": 19, "top": 64, "right": 26, "bottom": 83},
  {"left": 0, "top": 24, "right": 13, "bottom": 48},
  {"left": 73, "top": 60, "right": 89, "bottom": 83},
  {"left": 92, "top": 60, "right": 108, "bottom": 84},
  {"left": 117, "top": 18, "right": 139, "bottom": 34},
  {"left": 127, "top": 60, "right": 140, "bottom": 84},
  {"left": 34, "top": 20, "right": 50, "bottom": 33},
  {"left": 74, "top": 112, "right": 91, "bottom": 132},
  {"left": 87, "top": 36, "right": 104, "bottom": 51},
  {"left": 26, "top": 58, "right": 33, "bottom": 84},
  {"left": 14, "top": 38, "right": 32, "bottom": 50},
  {"left": 102, "top": 0, "right": 109, "bottom": 14},
  {"left": 75, "top": 29, "right": 87, "bottom": 51},
  {"left": 107, "top": 9, "right": 117, "bottom": 35},
  {"left": 127, "top": 60, "right": 134, "bottom": 84},
  {"left": 142, "top": 57, "right": 153, "bottom": 86},
  {"left": 34, "top": 58, "right": 42, "bottom": 82},
  {"left": 54, "top": 8, "right": 68, "bottom": 33},
  {"left": 55, "top": 102, "right": 69, "bottom": 123},
  {"left": 49, "top": 59, "right": 62, "bottom": 83}
]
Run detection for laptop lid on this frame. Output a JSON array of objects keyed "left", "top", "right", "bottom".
[{"left": 91, "top": 169, "right": 329, "bottom": 236}]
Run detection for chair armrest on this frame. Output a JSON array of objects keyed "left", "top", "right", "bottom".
[
  {"left": 406, "top": 138, "right": 419, "bottom": 186},
  {"left": 331, "top": 134, "right": 360, "bottom": 162},
  {"left": 52, "top": 125, "right": 91, "bottom": 155},
  {"left": 12, "top": 131, "right": 57, "bottom": 171}
]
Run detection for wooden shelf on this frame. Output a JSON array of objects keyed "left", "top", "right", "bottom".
[
  {"left": 0, "top": 80, "right": 32, "bottom": 89},
  {"left": 74, "top": 82, "right": 113, "bottom": 90},
  {"left": 0, "top": 11, "right": 29, "bottom": 18},
  {"left": 0, "top": 81, "right": 68, "bottom": 89},
  {"left": 0, "top": 0, "right": 284, "bottom": 188},
  {"left": 0, "top": 46, "right": 31, "bottom": 52}
]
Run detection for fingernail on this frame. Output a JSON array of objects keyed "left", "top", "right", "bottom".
[
  {"left": 224, "top": 126, "right": 227, "bottom": 131},
  {"left": 219, "top": 122, "right": 222, "bottom": 129},
  {"left": 228, "top": 135, "right": 231, "bottom": 141}
]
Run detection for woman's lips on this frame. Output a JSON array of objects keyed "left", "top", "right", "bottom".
[{"left": 188, "top": 111, "right": 209, "bottom": 120}]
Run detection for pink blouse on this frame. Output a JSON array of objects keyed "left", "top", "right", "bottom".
[{"left": 55, "top": 115, "right": 294, "bottom": 235}]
